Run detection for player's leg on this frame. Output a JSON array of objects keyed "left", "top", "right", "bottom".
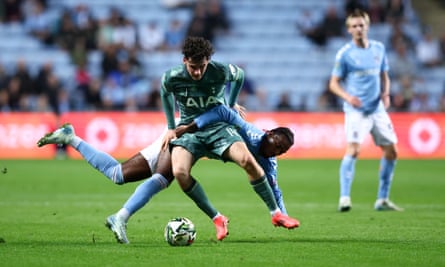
[
  {"left": 120, "top": 150, "right": 173, "bottom": 220},
  {"left": 106, "top": 150, "right": 174, "bottom": 244},
  {"left": 38, "top": 123, "right": 156, "bottom": 184},
  {"left": 37, "top": 123, "right": 146, "bottom": 184},
  {"left": 339, "top": 112, "right": 371, "bottom": 212},
  {"left": 224, "top": 141, "right": 299, "bottom": 229},
  {"left": 170, "top": 138, "right": 229, "bottom": 240},
  {"left": 372, "top": 113, "right": 402, "bottom": 211},
  {"left": 338, "top": 142, "right": 359, "bottom": 211},
  {"left": 171, "top": 145, "right": 221, "bottom": 220}
]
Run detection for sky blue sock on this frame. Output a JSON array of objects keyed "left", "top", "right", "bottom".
[
  {"left": 75, "top": 141, "right": 124, "bottom": 184},
  {"left": 377, "top": 158, "right": 396, "bottom": 199},
  {"left": 123, "top": 173, "right": 169, "bottom": 215},
  {"left": 340, "top": 155, "right": 356, "bottom": 197}
]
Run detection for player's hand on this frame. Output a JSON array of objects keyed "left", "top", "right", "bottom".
[
  {"left": 175, "top": 122, "right": 198, "bottom": 138},
  {"left": 161, "top": 129, "right": 176, "bottom": 151},
  {"left": 347, "top": 95, "right": 362, "bottom": 108},
  {"left": 232, "top": 103, "right": 247, "bottom": 119}
]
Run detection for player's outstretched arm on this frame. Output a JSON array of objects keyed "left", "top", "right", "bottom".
[{"left": 193, "top": 105, "right": 248, "bottom": 130}]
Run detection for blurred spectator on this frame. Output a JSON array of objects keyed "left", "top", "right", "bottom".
[
  {"left": 34, "top": 94, "right": 52, "bottom": 112},
  {"left": 409, "top": 91, "right": 432, "bottom": 112},
  {"left": 230, "top": 65, "right": 266, "bottom": 111},
  {"left": 83, "top": 78, "right": 103, "bottom": 111},
  {"left": 367, "top": 0, "right": 386, "bottom": 24},
  {"left": 344, "top": 0, "right": 368, "bottom": 16},
  {"left": 439, "top": 89, "right": 445, "bottom": 112},
  {"left": 113, "top": 17, "right": 137, "bottom": 50},
  {"left": 138, "top": 21, "right": 165, "bottom": 52},
  {"left": 317, "top": 79, "right": 341, "bottom": 111},
  {"left": 2, "top": 0, "right": 23, "bottom": 23},
  {"left": 296, "top": 9, "right": 321, "bottom": 43},
  {"left": 100, "top": 44, "right": 120, "bottom": 79},
  {"left": 24, "top": 0, "right": 54, "bottom": 45},
  {"left": 415, "top": 29, "right": 442, "bottom": 68},
  {"left": 55, "top": 10, "right": 79, "bottom": 53},
  {"left": 320, "top": 5, "right": 344, "bottom": 40},
  {"left": 0, "top": 64, "right": 9, "bottom": 90},
  {"left": 387, "top": 20, "right": 415, "bottom": 52},
  {"left": 126, "top": 47, "right": 143, "bottom": 77},
  {"left": 96, "top": 19, "right": 115, "bottom": 49},
  {"left": 100, "top": 75, "right": 126, "bottom": 110},
  {"left": 388, "top": 40, "right": 418, "bottom": 79},
  {"left": 163, "top": 19, "right": 186, "bottom": 51},
  {"left": 0, "top": 89, "right": 12, "bottom": 112},
  {"left": 186, "top": 1, "right": 207, "bottom": 38},
  {"left": 300, "top": 5, "right": 344, "bottom": 47},
  {"left": 438, "top": 31, "right": 445, "bottom": 65},
  {"left": 75, "top": 8, "right": 98, "bottom": 51},
  {"left": 12, "top": 60, "right": 35, "bottom": 108},
  {"left": 202, "top": 0, "right": 230, "bottom": 42},
  {"left": 296, "top": 9, "right": 319, "bottom": 34},
  {"left": 41, "top": 72, "right": 66, "bottom": 114},
  {"left": 385, "top": 0, "right": 406, "bottom": 24},
  {"left": 5, "top": 77, "right": 23, "bottom": 111},
  {"left": 390, "top": 75, "right": 414, "bottom": 112},
  {"left": 71, "top": 61, "right": 91, "bottom": 110},
  {"left": 144, "top": 78, "right": 162, "bottom": 111},
  {"left": 34, "top": 61, "right": 53, "bottom": 96},
  {"left": 275, "top": 91, "right": 294, "bottom": 111}
]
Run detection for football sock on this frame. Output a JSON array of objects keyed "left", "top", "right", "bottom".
[
  {"left": 74, "top": 140, "right": 124, "bottom": 184},
  {"left": 184, "top": 178, "right": 218, "bottom": 219},
  {"left": 340, "top": 155, "right": 356, "bottom": 197},
  {"left": 122, "top": 173, "right": 169, "bottom": 218},
  {"left": 377, "top": 157, "right": 396, "bottom": 199},
  {"left": 251, "top": 176, "right": 279, "bottom": 214},
  {"left": 116, "top": 208, "right": 130, "bottom": 222}
]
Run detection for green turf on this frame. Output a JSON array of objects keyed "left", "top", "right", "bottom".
[{"left": 0, "top": 159, "right": 444, "bottom": 267}]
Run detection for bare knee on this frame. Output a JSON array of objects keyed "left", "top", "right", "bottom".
[
  {"left": 238, "top": 154, "right": 263, "bottom": 178},
  {"left": 382, "top": 145, "right": 398, "bottom": 160},
  {"left": 346, "top": 143, "right": 360, "bottom": 158}
]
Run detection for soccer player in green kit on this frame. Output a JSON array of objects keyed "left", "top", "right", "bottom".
[{"left": 160, "top": 36, "right": 299, "bottom": 241}]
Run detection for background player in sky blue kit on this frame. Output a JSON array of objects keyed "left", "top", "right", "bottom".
[{"left": 329, "top": 10, "right": 403, "bottom": 212}]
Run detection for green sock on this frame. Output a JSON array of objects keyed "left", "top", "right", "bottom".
[
  {"left": 251, "top": 176, "right": 279, "bottom": 212},
  {"left": 185, "top": 178, "right": 218, "bottom": 219}
]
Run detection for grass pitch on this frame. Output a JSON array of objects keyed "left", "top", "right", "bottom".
[{"left": 0, "top": 159, "right": 444, "bottom": 267}]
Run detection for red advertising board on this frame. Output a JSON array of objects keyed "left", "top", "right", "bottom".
[{"left": 0, "top": 112, "right": 444, "bottom": 159}]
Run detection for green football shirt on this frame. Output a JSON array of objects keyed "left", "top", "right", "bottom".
[{"left": 161, "top": 61, "right": 244, "bottom": 129}]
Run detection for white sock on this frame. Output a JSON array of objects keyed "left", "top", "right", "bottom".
[{"left": 116, "top": 208, "right": 131, "bottom": 222}]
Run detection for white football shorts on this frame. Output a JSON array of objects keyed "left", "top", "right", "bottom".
[
  {"left": 344, "top": 111, "right": 398, "bottom": 146},
  {"left": 139, "top": 128, "right": 167, "bottom": 171}
]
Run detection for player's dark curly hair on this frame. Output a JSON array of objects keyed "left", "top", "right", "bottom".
[
  {"left": 271, "top": 127, "right": 294, "bottom": 145},
  {"left": 182, "top": 36, "right": 215, "bottom": 62}
]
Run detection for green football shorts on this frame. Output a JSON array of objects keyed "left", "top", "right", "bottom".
[{"left": 170, "top": 122, "right": 243, "bottom": 161}]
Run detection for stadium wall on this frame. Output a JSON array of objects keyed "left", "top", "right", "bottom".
[{"left": 0, "top": 112, "right": 444, "bottom": 159}]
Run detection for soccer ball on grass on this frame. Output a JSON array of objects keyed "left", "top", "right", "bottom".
[{"left": 164, "top": 217, "right": 196, "bottom": 246}]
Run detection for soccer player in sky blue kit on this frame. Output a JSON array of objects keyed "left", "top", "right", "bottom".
[
  {"left": 329, "top": 10, "right": 403, "bottom": 212},
  {"left": 36, "top": 105, "right": 296, "bottom": 243}
]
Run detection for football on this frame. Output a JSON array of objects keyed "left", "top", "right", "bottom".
[{"left": 164, "top": 217, "right": 196, "bottom": 246}]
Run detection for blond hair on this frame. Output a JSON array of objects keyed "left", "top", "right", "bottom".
[{"left": 345, "top": 9, "right": 370, "bottom": 27}]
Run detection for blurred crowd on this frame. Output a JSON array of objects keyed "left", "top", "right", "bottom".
[
  {"left": 0, "top": 0, "right": 230, "bottom": 113},
  {"left": 1, "top": 0, "right": 445, "bottom": 114}
]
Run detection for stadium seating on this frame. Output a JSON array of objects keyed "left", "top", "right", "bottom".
[{"left": 0, "top": 0, "right": 439, "bottom": 111}]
